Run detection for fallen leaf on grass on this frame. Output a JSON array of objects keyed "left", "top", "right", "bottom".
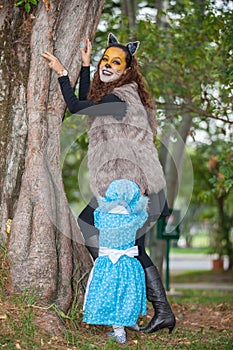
[
  {"left": 0, "top": 314, "right": 7, "bottom": 320},
  {"left": 217, "top": 303, "right": 224, "bottom": 308},
  {"left": 178, "top": 340, "right": 191, "bottom": 345}
]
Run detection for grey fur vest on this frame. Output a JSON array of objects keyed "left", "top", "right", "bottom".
[{"left": 88, "top": 82, "right": 166, "bottom": 197}]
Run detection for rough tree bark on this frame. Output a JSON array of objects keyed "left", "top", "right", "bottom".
[
  {"left": 0, "top": 1, "right": 28, "bottom": 245},
  {"left": 0, "top": 0, "right": 104, "bottom": 334}
]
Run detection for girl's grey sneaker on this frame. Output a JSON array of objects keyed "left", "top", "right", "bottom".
[{"left": 108, "top": 331, "right": 126, "bottom": 344}]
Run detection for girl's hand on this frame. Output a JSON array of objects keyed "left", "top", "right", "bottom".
[
  {"left": 80, "top": 38, "right": 92, "bottom": 66},
  {"left": 41, "top": 52, "right": 66, "bottom": 76}
]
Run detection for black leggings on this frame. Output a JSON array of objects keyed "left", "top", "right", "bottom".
[{"left": 78, "top": 195, "right": 169, "bottom": 269}]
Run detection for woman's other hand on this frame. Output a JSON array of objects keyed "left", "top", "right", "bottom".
[{"left": 80, "top": 38, "right": 92, "bottom": 67}]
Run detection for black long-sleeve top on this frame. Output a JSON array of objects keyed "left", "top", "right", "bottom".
[{"left": 58, "top": 66, "right": 126, "bottom": 120}]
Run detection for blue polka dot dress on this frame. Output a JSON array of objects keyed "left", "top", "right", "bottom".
[{"left": 83, "top": 180, "right": 148, "bottom": 327}]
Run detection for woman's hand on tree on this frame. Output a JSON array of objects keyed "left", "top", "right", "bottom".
[
  {"left": 80, "top": 38, "right": 92, "bottom": 67},
  {"left": 41, "top": 52, "right": 66, "bottom": 76}
]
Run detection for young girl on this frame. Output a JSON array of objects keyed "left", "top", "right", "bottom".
[{"left": 83, "top": 179, "right": 148, "bottom": 344}]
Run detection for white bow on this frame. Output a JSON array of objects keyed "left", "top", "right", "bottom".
[{"left": 99, "top": 246, "right": 139, "bottom": 264}]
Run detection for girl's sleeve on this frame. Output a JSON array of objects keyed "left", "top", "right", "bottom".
[{"left": 58, "top": 75, "right": 126, "bottom": 119}]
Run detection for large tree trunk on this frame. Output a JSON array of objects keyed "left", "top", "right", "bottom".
[
  {"left": 0, "top": 1, "right": 28, "bottom": 245},
  {"left": 0, "top": 0, "right": 104, "bottom": 334}
]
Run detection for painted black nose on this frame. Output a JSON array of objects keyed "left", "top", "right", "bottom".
[{"left": 105, "top": 63, "right": 111, "bottom": 69}]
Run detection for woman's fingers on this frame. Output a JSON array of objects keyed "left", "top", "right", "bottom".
[
  {"left": 41, "top": 52, "right": 51, "bottom": 60},
  {"left": 80, "top": 38, "right": 92, "bottom": 66},
  {"left": 41, "top": 52, "right": 57, "bottom": 62},
  {"left": 80, "top": 39, "right": 92, "bottom": 54},
  {"left": 41, "top": 52, "right": 64, "bottom": 74},
  {"left": 86, "top": 38, "right": 92, "bottom": 53}
]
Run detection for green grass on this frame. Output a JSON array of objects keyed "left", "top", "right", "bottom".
[
  {"left": 170, "top": 247, "right": 210, "bottom": 254},
  {"left": 170, "top": 288, "right": 233, "bottom": 304},
  {"left": 0, "top": 287, "right": 232, "bottom": 350},
  {"left": 1, "top": 248, "right": 233, "bottom": 350},
  {"left": 170, "top": 269, "right": 233, "bottom": 284}
]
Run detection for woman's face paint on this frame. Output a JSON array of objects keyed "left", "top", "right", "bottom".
[{"left": 99, "top": 47, "right": 127, "bottom": 83}]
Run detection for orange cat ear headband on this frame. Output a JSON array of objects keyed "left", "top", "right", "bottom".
[{"left": 107, "top": 32, "right": 140, "bottom": 56}]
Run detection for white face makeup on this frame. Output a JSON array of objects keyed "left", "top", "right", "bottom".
[{"left": 99, "top": 47, "right": 127, "bottom": 83}]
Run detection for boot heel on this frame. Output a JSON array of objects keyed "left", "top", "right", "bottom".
[
  {"left": 168, "top": 326, "right": 175, "bottom": 334},
  {"left": 143, "top": 266, "right": 176, "bottom": 334}
]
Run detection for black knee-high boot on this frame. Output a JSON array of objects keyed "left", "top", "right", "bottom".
[
  {"left": 140, "top": 265, "right": 176, "bottom": 333},
  {"left": 77, "top": 198, "right": 99, "bottom": 260},
  {"left": 84, "top": 234, "right": 99, "bottom": 261}
]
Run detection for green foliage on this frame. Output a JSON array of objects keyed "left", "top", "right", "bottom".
[
  {"left": 192, "top": 140, "right": 233, "bottom": 202},
  {"left": 208, "top": 149, "right": 233, "bottom": 197},
  {"left": 190, "top": 139, "right": 233, "bottom": 259},
  {"left": 136, "top": 7, "right": 232, "bottom": 125},
  {"left": 14, "top": 0, "right": 38, "bottom": 13}
]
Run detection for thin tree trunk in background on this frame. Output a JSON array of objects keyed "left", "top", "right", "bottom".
[
  {"left": 216, "top": 195, "right": 233, "bottom": 270},
  {"left": 150, "top": 115, "right": 193, "bottom": 274},
  {"left": 121, "top": 0, "right": 137, "bottom": 37},
  {"left": 148, "top": 126, "right": 172, "bottom": 273},
  {"left": 0, "top": 0, "right": 104, "bottom": 334},
  {"left": 165, "top": 115, "right": 193, "bottom": 206},
  {"left": 155, "top": 0, "right": 169, "bottom": 28}
]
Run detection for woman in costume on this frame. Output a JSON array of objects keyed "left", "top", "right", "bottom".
[
  {"left": 83, "top": 179, "right": 148, "bottom": 344},
  {"left": 42, "top": 33, "right": 175, "bottom": 334}
]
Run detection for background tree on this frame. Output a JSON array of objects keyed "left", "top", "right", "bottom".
[
  {"left": 190, "top": 139, "right": 233, "bottom": 269},
  {"left": 0, "top": 0, "right": 104, "bottom": 334}
]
